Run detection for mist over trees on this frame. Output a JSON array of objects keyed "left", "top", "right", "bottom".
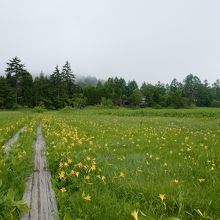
[
  {"left": 76, "top": 75, "right": 99, "bottom": 88},
  {"left": 1, "top": 57, "right": 220, "bottom": 109}
]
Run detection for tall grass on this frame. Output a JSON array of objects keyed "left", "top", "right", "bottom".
[
  {"left": 44, "top": 108, "right": 220, "bottom": 219},
  {"left": 0, "top": 113, "right": 37, "bottom": 219}
]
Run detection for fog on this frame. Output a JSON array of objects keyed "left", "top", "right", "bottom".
[{"left": 0, "top": 0, "right": 220, "bottom": 85}]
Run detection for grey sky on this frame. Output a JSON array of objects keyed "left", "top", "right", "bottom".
[{"left": 0, "top": 0, "right": 220, "bottom": 85}]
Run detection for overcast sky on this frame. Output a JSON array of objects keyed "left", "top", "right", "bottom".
[{"left": 0, "top": 0, "right": 220, "bottom": 85}]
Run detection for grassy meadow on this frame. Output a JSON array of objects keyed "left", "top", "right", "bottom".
[
  {"left": 0, "top": 108, "right": 219, "bottom": 219},
  {"left": 0, "top": 111, "right": 38, "bottom": 219},
  {"left": 43, "top": 108, "right": 220, "bottom": 220}
]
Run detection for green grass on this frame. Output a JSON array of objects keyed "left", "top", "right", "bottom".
[
  {"left": 0, "top": 112, "right": 37, "bottom": 219},
  {"left": 0, "top": 111, "right": 27, "bottom": 145},
  {"left": 60, "top": 106, "right": 220, "bottom": 118},
  {"left": 0, "top": 108, "right": 219, "bottom": 219},
  {"left": 43, "top": 108, "right": 220, "bottom": 220}
]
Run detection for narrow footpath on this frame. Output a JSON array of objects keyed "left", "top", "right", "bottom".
[
  {"left": 21, "top": 123, "right": 58, "bottom": 220},
  {"left": 5, "top": 126, "right": 26, "bottom": 156}
]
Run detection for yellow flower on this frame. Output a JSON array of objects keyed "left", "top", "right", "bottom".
[
  {"left": 58, "top": 171, "right": 65, "bottom": 180},
  {"left": 76, "top": 162, "right": 83, "bottom": 168},
  {"left": 135, "top": 168, "right": 143, "bottom": 175},
  {"left": 198, "top": 178, "right": 205, "bottom": 183},
  {"left": 159, "top": 194, "right": 165, "bottom": 201},
  {"left": 131, "top": 210, "right": 139, "bottom": 220},
  {"left": 70, "top": 170, "right": 75, "bottom": 175},
  {"left": 119, "top": 172, "right": 125, "bottom": 178},
  {"left": 89, "top": 164, "right": 96, "bottom": 172},
  {"left": 171, "top": 179, "right": 179, "bottom": 184},
  {"left": 84, "top": 175, "right": 90, "bottom": 180},
  {"left": 163, "top": 162, "right": 168, "bottom": 167},
  {"left": 67, "top": 159, "right": 72, "bottom": 164},
  {"left": 59, "top": 162, "right": 64, "bottom": 168},
  {"left": 86, "top": 156, "right": 91, "bottom": 161},
  {"left": 60, "top": 187, "right": 66, "bottom": 193},
  {"left": 101, "top": 175, "right": 106, "bottom": 182},
  {"left": 82, "top": 192, "right": 91, "bottom": 201},
  {"left": 75, "top": 172, "right": 80, "bottom": 177},
  {"left": 17, "top": 154, "right": 23, "bottom": 159}
]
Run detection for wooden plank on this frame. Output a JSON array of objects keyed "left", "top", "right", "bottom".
[
  {"left": 4, "top": 126, "right": 26, "bottom": 156},
  {"left": 21, "top": 123, "right": 58, "bottom": 220}
]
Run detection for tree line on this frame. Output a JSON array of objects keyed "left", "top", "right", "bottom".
[{"left": 0, "top": 57, "right": 220, "bottom": 109}]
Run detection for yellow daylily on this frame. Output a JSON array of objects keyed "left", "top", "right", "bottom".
[
  {"left": 82, "top": 192, "right": 91, "bottom": 201},
  {"left": 131, "top": 210, "right": 138, "bottom": 220},
  {"left": 60, "top": 187, "right": 66, "bottom": 193},
  {"left": 159, "top": 194, "right": 165, "bottom": 201}
]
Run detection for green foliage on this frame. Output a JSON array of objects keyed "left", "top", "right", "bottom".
[
  {"left": 0, "top": 77, "right": 16, "bottom": 109},
  {"left": 1, "top": 57, "right": 220, "bottom": 110},
  {"left": 0, "top": 109, "right": 219, "bottom": 219},
  {"left": 0, "top": 113, "right": 37, "bottom": 219},
  {"left": 33, "top": 106, "right": 45, "bottom": 113},
  {"left": 33, "top": 101, "right": 46, "bottom": 113},
  {"left": 5, "top": 57, "right": 34, "bottom": 107},
  {"left": 43, "top": 108, "right": 220, "bottom": 219},
  {"left": 100, "top": 97, "right": 113, "bottom": 107},
  {"left": 211, "top": 100, "right": 220, "bottom": 108},
  {"left": 83, "top": 85, "right": 100, "bottom": 105},
  {"left": 62, "top": 61, "right": 76, "bottom": 98},
  {"left": 129, "top": 89, "right": 142, "bottom": 106},
  {"left": 153, "top": 104, "right": 162, "bottom": 109},
  {"left": 0, "top": 189, "right": 29, "bottom": 219},
  {"left": 72, "top": 97, "right": 87, "bottom": 108}
]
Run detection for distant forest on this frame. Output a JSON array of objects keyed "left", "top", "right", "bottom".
[{"left": 0, "top": 57, "right": 220, "bottom": 109}]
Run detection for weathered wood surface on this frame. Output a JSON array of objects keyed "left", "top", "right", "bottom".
[
  {"left": 5, "top": 126, "right": 26, "bottom": 156},
  {"left": 21, "top": 123, "right": 58, "bottom": 220}
]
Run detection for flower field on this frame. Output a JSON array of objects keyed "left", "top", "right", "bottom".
[
  {"left": 0, "top": 108, "right": 219, "bottom": 219},
  {"left": 43, "top": 108, "right": 220, "bottom": 219},
  {"left": 0, "top": 111, "right": 27, "bottom": 146},
  {"left": 0, "top": 111, "right": 37, "bottom": 219}
]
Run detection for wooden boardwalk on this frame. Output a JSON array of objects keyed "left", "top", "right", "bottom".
[
  {"left": 21, "top": 123, "right": 58, "bottom": 220},
  {"left": 5, "top": 126, "right": 26, "bottom": 156}
]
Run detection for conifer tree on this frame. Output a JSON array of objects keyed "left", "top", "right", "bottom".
[
  {"left": 50, "top": 65, "right": 62, "bottom": 100},
  {"left": 0, "top": 76, "right": 15, "bottom": 108},
  {"left": 61, "top": 61, "right": 75, "bottom": 97},
  {"left": 5, "top": 57, "right": 33, "bottom": 106}
]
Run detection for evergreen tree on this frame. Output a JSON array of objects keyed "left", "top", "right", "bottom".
[
  {"left": 50, "top": 65, "right": 63, "bottom": 102},
  {"left": 5, "top": 57, "right": 33, "bottom": 107},
  {"left": 5, "top": 57, "right": 25, "bottom": 104},
  {"left": 96, "top": 81, "right": 106, "bottom": 103},
  {"left": 0, "top": 77, "right": 16, "bottom": 108},
  {"left": 34, "top": 73, "right": 53, "bottom": 108},
  {"left": 0, "top": 56, "right": 219, "bottom": 109},
  {"left": 61, "top": 61, "right": 75, "bottom": 98},
  {"left": 212, "top": 79, "right": 220, "bottom": 101},
  {"left": 83, "top": 85, "right": 99, "bottom": 105},
  {"left": 196, "top": 80, "right": 212, "bottom": 107}
]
